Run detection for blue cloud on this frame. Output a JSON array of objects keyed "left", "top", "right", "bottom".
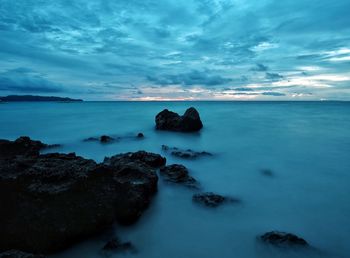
[{"left": 0, "top": 0, "right": 349, "bottom": 100}]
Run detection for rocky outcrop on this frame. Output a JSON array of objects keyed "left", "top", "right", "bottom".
[
  {"left": 0, "top": 137, "right": 166, "bottom": 254},
  {"left": 192, "top": 192, "right": 240, "bottom": 207},
  {"left": 155, "top": 107, "right": 203, "bottom": 132},
  {"left": 0, "top": 250, "right": 46, "bottom": 258},
  {"left": 260, "top": 231, "right": 309, "bottom": 247},
  {"left": 162, "top": 145, "right": 212, "bottom": 159},
  {"left": 159, "top": 164, "right": 198, "bottom": 188}
]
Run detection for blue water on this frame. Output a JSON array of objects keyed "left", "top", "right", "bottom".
[{"left": 1, "top": 101, "right": 350, "bottom": 258}]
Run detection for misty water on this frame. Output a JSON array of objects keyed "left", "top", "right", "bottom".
[{"left": 1, "top": 101, "right": 350, "bottom": 258}]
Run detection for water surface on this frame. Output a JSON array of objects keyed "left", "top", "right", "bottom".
[{"left": 1, "top": 101, "right": 349, "bottom": 258}]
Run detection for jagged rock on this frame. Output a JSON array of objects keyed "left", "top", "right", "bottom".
[
  {"left": 0, "top": 250, "right": 46, "bottom": 258},
  {"left": 260, "top": 231, "right": 309, "bottom": 247},
  {"left": 192, "top": 192, "right": 240, "bottom": 207},
  {"left": 0, "top": 137, "right": 165, "bottom": 254},
  {"left": 162, "top": 145, "right": 212, "bottom": 159},
  {"left": 102, "top": 238, "right": 136, "bottom": 253},
  {"left": 0, "top": 136, "right": 46, "bottom": 158},
  {"left": 155, "top": 107, "right": 203, "bottom": 132},
  {"left": 159, "top": 164, "right": 198, "bottom": 188}
]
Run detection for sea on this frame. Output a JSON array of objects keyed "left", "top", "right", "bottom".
[{"left": 1, "top": 101, "right": 349, "bottom": 258}]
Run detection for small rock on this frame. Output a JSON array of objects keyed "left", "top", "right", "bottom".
[
  {"left": 155, "top": 107, "right": 203, "bottom": 132},
  {"left": 159, "top": 164, "right": 198, "bottom": 188},
  {"left": 162, "top": 145, "right": 212, "bottom": 159},
  {"left": 192, "top": 192, "right": 239, "bottom": 207},
  {"left": 137, "top": 133, "right": 144, "bottom": 138},
  {"left": 261, "top": 169, "right": 274, "bottom": 177},
  {"left": 102, "top": 238, "right": 136, "bottom": 253},
  {"left": 100, "top": 135, "right": 114, "bottom": 143},
  {"left": 260, "top": 231, "right": 309, "bottom": 247}
]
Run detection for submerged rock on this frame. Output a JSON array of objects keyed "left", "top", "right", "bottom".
[
  {"left": 159, "top": 164, "right": 198, "bottom": 188},
  {"left": 100, "top": 135, "right": 114, "bottom": 143},
  {"left": 162, "top": 145, "right": 212, "bottom": 159},
  {"left": 261, "top": 169, "right": 274, "bottom": 177},
  {"left": 0, "top": 137, "right": 165, "bottom": 254},
  {"left": 0, "top": 250, "right": 46, "bottom": 258},
  {"left": 192, "top": 192, "right": 240, "bottom": 207},
  {"left": 155, "top": 107, "right": 203, "bottom": 132},
  {"left": 260, "top": 231, "right": 309, "bottom": 247},
  {"left": 102, "top": 238, "right": 136, "bottom": 253}
]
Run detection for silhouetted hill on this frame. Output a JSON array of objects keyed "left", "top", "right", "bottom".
[{"left": 0, "top": 95, "right": 83, "bottom": 102}]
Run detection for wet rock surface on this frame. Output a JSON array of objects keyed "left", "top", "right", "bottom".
[
  {"left": 260, "top": 231, "right": 309, "bottom": 247},
  {"left": 0, "top": 250, "right": 46, "bottom": 258},
  {"left": 162, "top": 145, "right": 212, "bottom": 159},
  {"left": 192, "top": 192, "right": 240, "bottom": 207},
  {"left": 0, "top": 137, "right": 165, "bottom": 254},
  {"left": 102, "top": 238, "right": 136, "bottom": 253},
  {"left": 155, "top": 107, "right": 203, "bottom": 132},
  {"left": 159, "top": 164, "right": 198, "bottom": 188}
]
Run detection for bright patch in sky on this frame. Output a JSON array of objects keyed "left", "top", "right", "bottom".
[{"left": 0, "top": 0, "right": 349, "bottom": 100}]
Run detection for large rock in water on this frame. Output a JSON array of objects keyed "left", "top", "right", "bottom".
[
  {"left": 0, "top": 137, "right": 166, "bottom": 254},
  {"left": 155, "top": 107, "right": 203, "bottom": 132}
]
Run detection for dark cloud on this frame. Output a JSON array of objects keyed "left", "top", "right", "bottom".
[
  {"left": 251, "top": 63, "right": 269, "bottom": 72},
  {"left": 261, "top": 92, "right": 286, "bottom": 96},
  {"left": 265, "top": 72, "right": 284, "bottom": 81},
  {"left": 0, "top": 68, "right": 63, "bottom": 93},
  {"left": 147, "top": 70, "right": 232, "bottom": 86}
]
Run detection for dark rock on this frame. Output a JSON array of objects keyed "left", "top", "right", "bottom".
[
  {"left": 261, "top": 169, "right": 274, "bottom": 177},
  {"left": 260, "top": 231, "right": 309, "bottom": 247},
  {"left": 0, "top": 136, "right": 46, "bottom": 158},
  {"left": 0, "top": 250, "right": 46, "bottom": 258},
  {"left": 192, "top": 192, "right": 240, "bottom": 207},
  {"left": 0, "top": 137, "right": 165, "bottom": 254},
  {"left": 83, "top": 137, "right": 99, "bottom": 142},
  {"left": 162, "top": 145, "right": 212, "bottom": 159},
  {"left": 155, "top": 107, "right": 203, "bottom": 132},
  {"left": 102, "top": 238, "right": 136, "bottom": 253},
  {"left": 159, "top": 164, "right": 198, "bottom": 188},
  {"left": 137, "top": 133, "right": 144, "bottom": 138},
  {"left": 100, "top": 135, "right": 114, "bottom": 143}
]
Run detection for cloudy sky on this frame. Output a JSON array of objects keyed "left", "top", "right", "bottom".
[{"left": 0, "top": 0, "right": 350, "bottom": 100}]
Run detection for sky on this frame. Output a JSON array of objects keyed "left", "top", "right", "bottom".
[{"left": 0, "top": 0, "right": 350, "bottom": 101}]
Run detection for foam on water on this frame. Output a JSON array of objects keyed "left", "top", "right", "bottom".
[{"left": 1, "top": 101, "right": 349, "bottom": 258}]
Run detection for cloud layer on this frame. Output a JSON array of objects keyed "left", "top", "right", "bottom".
[{"left": 0, "top": 0, "right": 349, "bottom": 100}]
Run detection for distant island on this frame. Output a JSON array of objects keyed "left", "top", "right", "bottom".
[{"left": 0, "top": 95, "right": 83, "bottom": 102}]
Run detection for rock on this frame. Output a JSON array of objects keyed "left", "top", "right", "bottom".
[
  {"left": 155, "top": 107, "right": 203, "bottom": 132},
  {"left": 100, "top": 135, "right": 114, "bottom": 143},
  {"left": 159, "top": 164, "right": 198, "bottom": 188},
  {"left": 137, "top": 133, "right": 144, "bottom": 138},
  {"left": 83, "top": 135, "right": 115, "bottom": 143},
  {"left": 0, "top": 250, "right": 46, "bottom": 258},
  {"left": 162, "top": 145, "right": 212, "bottom": 159},
  {"left": 102, "top": 238, "right": 136, "bottom": 253},
  {"left": 260, "top": 231, "right": 309, "bottom": 247},
  {"left": 261, "top": 169, "right": 274, "bottom": 177},
  {"left": 0, "top": 137, "right": 165, "bottom": 254},
  {"left": 0, "top": 136, "right": 46, "bottom": 158},
  {"left": 192, "top": 192, "right": 239, "bottom": 207}
]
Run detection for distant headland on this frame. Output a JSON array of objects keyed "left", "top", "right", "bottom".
[{"left": 0, "top": 95, "right": 83, "bottom": 102}]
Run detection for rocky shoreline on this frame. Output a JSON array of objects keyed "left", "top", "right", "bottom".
[{"left": 0, "top": 107, "right": 312, "bottom": 257}]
